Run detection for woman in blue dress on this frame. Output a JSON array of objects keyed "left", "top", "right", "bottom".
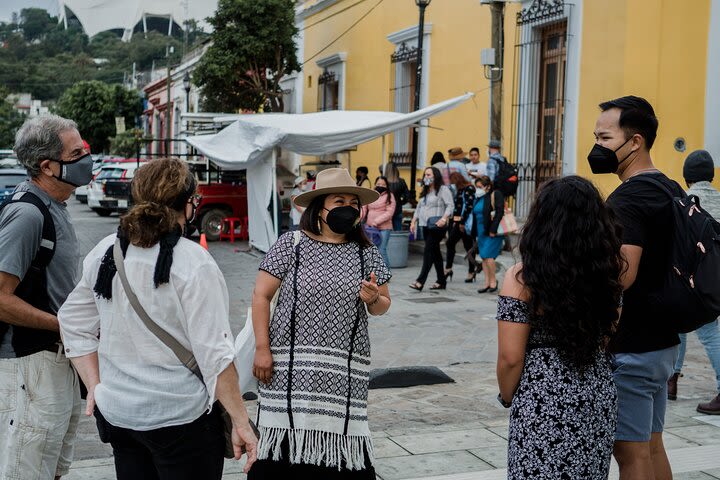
[{"left": 472, "top": 175, "right": 505, "bottom": 293}]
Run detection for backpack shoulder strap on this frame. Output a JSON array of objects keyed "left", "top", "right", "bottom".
[
  {"left": 1, "top": 191, "right": 56, "bottom": 268},
  {"left": 627, "top": 175, "right": 678, "bottom": 200}
]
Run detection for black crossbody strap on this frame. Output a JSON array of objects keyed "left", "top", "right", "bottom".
[
  {"left": 343, "top": 242, "right": 366, "bottom": 435},
  {"left": 285, "top": 230, "right": 302, "bottom": 428}
]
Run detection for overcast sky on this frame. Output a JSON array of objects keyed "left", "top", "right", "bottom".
[{"left": 0, "top": 0, "right": 58, "bottom": 23}]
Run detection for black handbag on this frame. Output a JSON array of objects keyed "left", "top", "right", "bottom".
[{"left": 427, "top": 215, "right": 447, "bottom": 231}]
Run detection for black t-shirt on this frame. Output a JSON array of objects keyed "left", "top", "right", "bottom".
[{"left": 606, "top": 172, "right": 683, "bottom": 354}]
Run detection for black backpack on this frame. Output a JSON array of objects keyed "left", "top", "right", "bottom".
[
  {"left": 494, "top": 157, "right": 519, "bottom": 197},
  {"left": 633, "top": 176, "right": 720, "bottom": 333}
]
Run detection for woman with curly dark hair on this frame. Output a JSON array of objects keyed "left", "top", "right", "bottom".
[{"left": 496, "top": 176, "right": 624, "bottom": 479}]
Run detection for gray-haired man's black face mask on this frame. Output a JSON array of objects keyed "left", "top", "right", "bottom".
[{"left": 51, "top": 153, "right": 94, "bottom": 187}]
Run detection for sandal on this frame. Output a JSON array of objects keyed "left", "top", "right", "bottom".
[{"left": 409, "top": 282, "right": 424, "bottom": 291}]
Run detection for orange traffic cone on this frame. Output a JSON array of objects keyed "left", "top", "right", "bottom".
[{"left": 199, "top": 232, "right": 208, "bottom": 250}]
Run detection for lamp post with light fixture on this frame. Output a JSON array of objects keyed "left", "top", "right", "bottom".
[{"left": 408, "top": 0, "right": 431, "bottom": 202}]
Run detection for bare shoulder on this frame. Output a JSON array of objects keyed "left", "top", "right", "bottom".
[{"left": 500, "top": 263, "right": 530, "bottom": 302}]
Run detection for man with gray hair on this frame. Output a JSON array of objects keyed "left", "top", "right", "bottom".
[{"left": 0, "top": 114, "right": 92, "bottom": 479}]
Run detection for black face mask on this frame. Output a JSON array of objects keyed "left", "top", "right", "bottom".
[
  {"left": 323, "top": 206, "right": 360, "bottom": 234},
  {"left": 375, "top": 186, "right": 387, "bottom": 194},
  {"left": 587, "top": 137, "right": 635, "bottom": 174}
]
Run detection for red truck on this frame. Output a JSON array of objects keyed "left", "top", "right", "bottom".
[{"left": 190, "top": 167, "right": 248, "bottom": 241}]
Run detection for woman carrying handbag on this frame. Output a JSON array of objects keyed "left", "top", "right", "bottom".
[
  {"left": 445, "top": 172, "right": 476, "bottom": 283},
  {"left": 58, "top": 158, "right": 257, "bottom": 479},
  {"left": 473, "top": 176, "right": 509, "bottom": 293},
  {"left": 409, "top": 166, "right": 454, "bottom": 291},
  {"left": 250, "top": 168, "right": 391, "bottom": 479}
]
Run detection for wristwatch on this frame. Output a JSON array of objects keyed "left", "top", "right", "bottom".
[{"left": 497, "top": 393, "right": 512, "bottom": 408}]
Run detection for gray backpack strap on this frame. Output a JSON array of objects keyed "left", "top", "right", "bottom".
[{"left": 113, "top": 238, "right": 202, "bottom": 381}]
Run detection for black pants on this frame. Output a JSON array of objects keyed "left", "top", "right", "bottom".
[
  {"left": 94, "top": 406, "right": 225, "bottom": 480},
  {"left": 445, "top": 223, "right": 475, "bottom": 273},
  {"left": 416, "top": 226, "right": 447, "bottom": 285}
]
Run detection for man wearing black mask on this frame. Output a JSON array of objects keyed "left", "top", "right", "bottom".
[{"left": 591, "top": 96, "right": 683, "bottom": 480}]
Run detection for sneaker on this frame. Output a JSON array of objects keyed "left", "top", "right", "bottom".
[{"left": 697, "top": 394, "right": 720, "bottom": 415}]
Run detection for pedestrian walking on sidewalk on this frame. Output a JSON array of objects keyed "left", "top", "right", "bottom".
[
  {"left": 361, "top": 176, "right": 396, "bottom": 267},
  {"left": 594, "top": 96, "right": 681, "bottom": 479},
  {"left": 250, "top": 168, "right": 392, "bottom": 479},
  {"left": 0, "top": 115, "right": 89, "bottom": 479},
  {"left": 497, "top": 175, "right": 623, "bottom": 480},
  {"left": 668, "top": 149, "right": 720, "bottom": 414},
  {"left": 473, "top": 176, "right": 504, "bottom": 293},
  {"left": 444, "top": 172, "right": 476, "bottom": 283},
  {"left": 383, "top": 162, "right": 409, "bottom": 231},
  {"left": 58, "top": 158, "right": 257, "bottom": 480},
  {"left": 409, "top": 166, "right": 454, "bottom": 291}
]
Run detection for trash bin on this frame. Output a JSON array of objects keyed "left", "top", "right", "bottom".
[{"left": 388, "top": 231, "right": 409, "bottom": 268}]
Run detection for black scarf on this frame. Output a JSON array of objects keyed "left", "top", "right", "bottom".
[{"left": 93, "top": 226, "right": 182, "bottom": 300}]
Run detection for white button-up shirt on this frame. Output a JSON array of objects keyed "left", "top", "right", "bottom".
[{"left": 58, "top": 234, "right": 234, "bottom": 431}]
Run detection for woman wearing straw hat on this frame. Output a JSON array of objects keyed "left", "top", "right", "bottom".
[{"left": 249, "top": 168, "right": 392, "bottom": 479}]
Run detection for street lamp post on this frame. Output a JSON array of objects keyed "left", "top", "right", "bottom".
[
  {"left": 183, "top": 72, "right": 191, "bottom": 155},
  {"left": 409, "top": 0, "right": 431, "bottom": 202}
]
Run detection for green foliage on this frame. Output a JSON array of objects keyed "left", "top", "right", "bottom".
[
  {"left": 110, "top": 128, "right": 144, "bottom": 158},
  {"left": 194, "top": 0, "right": 299, "bottom": 113},
  {"left": 0, "top": 7, "right": 206, "bottom": 103},
  {"left": 0, "top": 86, "right": 24, "bottom": 149},
  {"left": 20, "top": 8, "right": 54, "bottom": 42},
  {"left": 55, "top": 81, "right": 143, "bottom": 153}
]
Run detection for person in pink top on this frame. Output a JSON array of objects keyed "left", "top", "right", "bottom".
[{"left": 361, "top": 176, "right": 396, "bottom": 266}]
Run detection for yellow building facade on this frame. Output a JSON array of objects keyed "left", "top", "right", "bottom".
[{"left": 294, "top": 0, "right": 720, "bottom": 215}]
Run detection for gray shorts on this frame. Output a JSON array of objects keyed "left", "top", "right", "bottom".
[
  {"left": 612, "top": 345, "right": 678, "bottom": 442},
  {"left": 0, "top": 347, "right": 82, "bottom": 478}
]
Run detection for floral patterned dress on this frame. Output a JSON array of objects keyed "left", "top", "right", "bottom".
[{"left": 497, "top": 295, "right": 617, "bottom": 479}]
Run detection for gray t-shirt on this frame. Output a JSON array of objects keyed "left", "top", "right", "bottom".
[{"left": 0, "top": 181, "right": 80, "bottom": 356}]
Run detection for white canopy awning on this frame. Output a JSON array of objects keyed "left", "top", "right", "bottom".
[
  {"left": 185, "top": 93, "right": 474, "bottom": 251},
  {"left": 185, "top": 93, "right": 473, "bottom": 169}
]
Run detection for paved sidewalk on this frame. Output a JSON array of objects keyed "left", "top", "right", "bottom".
[{"left": 64, "top": 202, "right": 720, "bottom": 479}]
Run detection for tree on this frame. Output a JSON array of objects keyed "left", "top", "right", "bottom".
[
  {"left": 194, "top": 0, "right": 300, "bottom": 113},
  {"left": 55, "top": 81, "right": 142, "bottom": 153},
  {"left": 110, "top": 128, "right": 144, "bottom": 158},
  {"left": 0, "top": 86, "right": 24, "bottom": 149},
  {"left": 19, "top": 8, "right": 54, "bottom": 42}
]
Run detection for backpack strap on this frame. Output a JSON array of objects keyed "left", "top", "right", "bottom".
[
  {"left": 627, "top": 175, "right": 680, "bottom": 200},
  {"left": 0, "top": 191, "right": 56, "bottom": 268}
]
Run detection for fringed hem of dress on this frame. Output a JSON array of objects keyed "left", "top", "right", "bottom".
[{"left": 257, "top": 426, "right": 374, "bottom": 471}]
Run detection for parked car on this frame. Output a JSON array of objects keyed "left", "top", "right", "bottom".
[
  {"left": 87, "top": 160, "right": 146, "bottom": 216},
  {"left": 75, "top": 157, "right": 106, "bottom": 204},
  {"left": 0, "top": 168, "right": 29, "bottom": 204}
]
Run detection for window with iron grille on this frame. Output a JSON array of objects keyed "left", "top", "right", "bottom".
[
  {"left": 509, "top": 0, "right": 570, "bottom": 218},
  {"left": 389, "top": 42, "right": 418, "bottom": 167},
  {"left": 317, "top": 70, "right": 339, "bottom": 111}
]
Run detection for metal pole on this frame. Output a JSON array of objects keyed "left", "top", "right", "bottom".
[
  {"left": 272, "top": 149, "right": 279, "bottom": 239},
  {"left": 490, "top": 1, "right": 504, "bottom": 142},
  {"left": 409, "top": 3, "right": 427, "bottom": 202},
  {"left": 381, "top": 135, "right": 387, "bottom": 174},
  {"left": 166, "top": 65, "right": 172, "bottom": 156}
]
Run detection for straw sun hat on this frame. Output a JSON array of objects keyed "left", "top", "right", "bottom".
[{"left": 293, "top": 168, "right": 379, "bottom": 208}]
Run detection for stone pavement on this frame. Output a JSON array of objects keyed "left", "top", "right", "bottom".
[{"left": 63, "top": 200, "right": 720, "bottom": 479}]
